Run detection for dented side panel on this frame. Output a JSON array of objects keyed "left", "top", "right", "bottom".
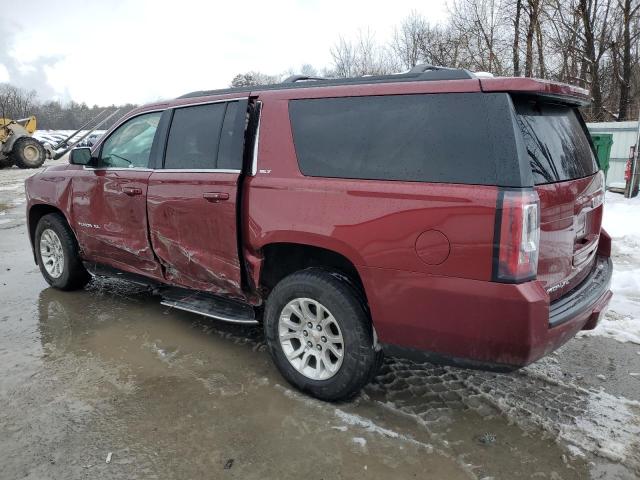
[
  {"left": 147, "top": 171, "right": 245, "bottom": 300},
  {"left": 70, "top": 168, "right": 163, "bottom": 279}
]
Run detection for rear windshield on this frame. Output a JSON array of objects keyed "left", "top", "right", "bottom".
[
  {"left": 289, "top": 93, "right": 521, "bottom": 185},
  {"left": 514, "top": 98, "right": 598, "bottom": 185}
]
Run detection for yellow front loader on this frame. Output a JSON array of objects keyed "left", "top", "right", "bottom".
[{"left": 0, "top": 116, "right": 48, "bottom": 169}]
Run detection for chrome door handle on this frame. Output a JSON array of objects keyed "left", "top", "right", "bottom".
[
  {"left": 203, "top": 192, "right": 229, "bottom": 202},
  {"left": 122, "top": 186, "right": 142, "bottom": 196}
]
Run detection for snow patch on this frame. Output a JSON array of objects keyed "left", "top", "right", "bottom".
[
  {"left": 334, "top": 409, "right": 434, "bottom": 452},
  {"left": 352, "top": 436, "right": 367, "bottom": 447},
  {"left": 334, "top": 409, "right": 400, "bottom": 438},
  {"left": 559, "top": 389, "right": 640, "bottom": 465}
]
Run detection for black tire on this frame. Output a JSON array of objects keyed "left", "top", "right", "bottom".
[
  {"left": 35, "top": 213, "right": 90, "bottom": 290},
  {"left": 11, "top": 136, "right": 46, "bottom": 169},
  {"left": 0, "top": 155, "right": 13, "bottom": 169},
  {"left": 264, "top": 268, "right": 379, "bottom": 401}
]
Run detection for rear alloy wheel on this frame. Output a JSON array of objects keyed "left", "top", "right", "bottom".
[
  {"left": 278, "top": 297, "right": 345, "bottom": 381},
  {"left": 264, "top": 269, "right": 379, "bottom": 401},
  {"left": 12, "top": 137, "right": 46, "bottom": 169}
]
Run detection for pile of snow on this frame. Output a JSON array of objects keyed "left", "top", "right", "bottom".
[{"left": 580, "top": 191, "right": 640, "bottom": 344}]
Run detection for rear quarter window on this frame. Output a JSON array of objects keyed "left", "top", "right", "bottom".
[
  {"left": 514, "top": 99, "right": 598, "bottom": 185},
  {"left": 288, "top": 93, "right": 520, "bottom": 185}
]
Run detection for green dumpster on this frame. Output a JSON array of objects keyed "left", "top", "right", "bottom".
[{"left": 590, "top": 133, "right": 614, "bottom": 179}]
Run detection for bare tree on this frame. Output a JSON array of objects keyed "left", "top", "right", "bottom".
[
  {"left": 579, "top": 0, "right": 614, "bottom": 120},
  {"left": 523, "top": 0, "right": 544, "bottom": 77},
  {"left": 449, "top": 0, "right": 510, "bottom": 74},
  {"left": 330, "top": 37, "right": 357, "bottom": 77},
  {"left": 613, "top": 0, "right": 640, "bottom": 119},
  {"left": 548, "top": 0, "right": 614, "bottom": 119},
  {"left": 331, "top": 30, "right": 398, "bottom": 77},
  {"left": 392, "top": 11, "right": 429, "bottom": 68},
  {"left": 0, "top": 84, "right": 37, "bottom": 120},
  {"left": 513, "top": 0, "right": 523, "bottom": 75},
  {"left": 230, "top": 71, "right": 279, "bottom": 88}
]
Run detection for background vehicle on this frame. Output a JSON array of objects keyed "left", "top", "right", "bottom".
[
  {"left": 24, "top": 66, "right": 613, "bottom": 401},
  {"left": 0, "top": 116, "right": 48, "bottom": 169},
  {"left": 0, "top": 110, "right": 118, "bottom": 170}
]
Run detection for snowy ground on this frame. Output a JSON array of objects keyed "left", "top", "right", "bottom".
[{"left": 579, "top": 191, "right": 640, "bottom": 344}]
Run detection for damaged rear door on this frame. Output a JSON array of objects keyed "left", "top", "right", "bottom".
[{"left": 147, "top": 98, "right": 248, "bottom": 299}]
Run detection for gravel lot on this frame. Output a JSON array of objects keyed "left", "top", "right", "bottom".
[{"left": 1, "top": 161, "right": 639, "bottom": 479}]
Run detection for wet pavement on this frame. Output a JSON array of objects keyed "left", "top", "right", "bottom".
[{"left": 1, "top": 163, "right": 639, "bottom": 479}]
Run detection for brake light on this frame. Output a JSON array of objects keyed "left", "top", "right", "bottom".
[{"left": 493, "top": 189, "right": 540, "bottom": 283}]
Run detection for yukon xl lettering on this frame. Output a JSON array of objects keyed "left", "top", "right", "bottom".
[{"left": 25, "top": 66, "right": 613, "bottom": 400}]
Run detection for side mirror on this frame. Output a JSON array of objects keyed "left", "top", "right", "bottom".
[{"left": 69, "top": 147, "right": 93, "bottom": 166}]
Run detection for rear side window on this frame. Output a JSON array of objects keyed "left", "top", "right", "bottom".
[
  {"left": 164, "top": 101, "right": 241, "bottom": 170},
  {"left": 217, "top": 101, "right": 239, "bottom": 170},
  {"left": 514, "top": 99, "right": 598, "bottom": 185},
  {"left": 289, "top": 93, "right": 519, "bottom": 185}
]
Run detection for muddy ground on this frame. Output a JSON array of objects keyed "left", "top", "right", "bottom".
[{"left": 1, "top": 163, "right": 639, "bottom": 480}]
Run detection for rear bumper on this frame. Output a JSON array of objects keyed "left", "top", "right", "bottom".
[
  {"left": 549, "top": 256, "right": 612, "bottom": 329},
  {"left": 363, "top": 255, "right": 613, "bottom": 369}
]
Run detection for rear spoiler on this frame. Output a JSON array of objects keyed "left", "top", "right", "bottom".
[{"left": 479, "top": 77, "right": 590, "bottom": 106}]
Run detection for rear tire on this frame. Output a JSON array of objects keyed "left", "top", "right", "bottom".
[
  {"left": 264, "top": 268, "right": 378, "bottom": 401},
  {"left": 12, "top": 137, "right": 46, "bottom": 169},
  {"left": 35, "top": 213, "right": 90, "bottom": 290}
]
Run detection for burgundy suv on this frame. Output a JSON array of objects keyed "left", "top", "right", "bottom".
[{"left": 25, "top": 65, "right": 612, "bottom": 400}]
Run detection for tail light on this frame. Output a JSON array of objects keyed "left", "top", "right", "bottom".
[{"left": 493, "top": 189, "right": 540, "bottom": 283}]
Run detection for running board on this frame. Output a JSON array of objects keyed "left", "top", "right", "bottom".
[{"left": 160, "top": 288, "right": 257, "bottom": 325}]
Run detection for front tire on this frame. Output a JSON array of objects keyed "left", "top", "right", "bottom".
[
  {"left": 12, "top": 137, "right": 46, "bottom": 169},
  {"left": 35, "top": 213, "right": 90, "bottom": 290},
  {"left": 0, "top": 155, "right": 13, "bottom": 169},
  {"left": 264, "top": 269, "right": 379, "bottom": 401}
]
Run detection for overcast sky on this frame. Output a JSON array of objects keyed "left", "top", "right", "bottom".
[{"left": 1, "top": 0, "right": 449, "bottom": 106}]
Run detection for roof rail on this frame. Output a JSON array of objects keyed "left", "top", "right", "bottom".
[
  {"left": 178, "top": 66, "right": 475, "bottom": 99},
  {"left": 283, "top": 75, "right": 329, "bottom": 83},
  {"left": 408, "top": 63, "right": 475, "bottom": 79},
  {"left": 408, "top": 64, "right": 446, "bottom": 73}
]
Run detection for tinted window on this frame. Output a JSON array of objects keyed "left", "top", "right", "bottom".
[
  {"left": 289, "top": 93, "right": 518, "bottom": 185},
  {"left": 100, "top": 112, "right": 161, "bottom": 168},
  {"left": 218, "top": 101, "right": 239, "bottom": 169},
  {"left": 514, "top": 99, "right": 598, "bottom": 185},
  {"left": 165, "top": 103, "right": 225, "bottom": 169}
]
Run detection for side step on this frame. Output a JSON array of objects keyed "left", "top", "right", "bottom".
[{"left": 160, "top": 287, "right": 257, "bottom": 325}]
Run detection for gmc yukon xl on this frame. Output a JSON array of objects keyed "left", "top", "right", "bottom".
[{"left": 25, "top": 65, "right": 613, "bottom": 400}]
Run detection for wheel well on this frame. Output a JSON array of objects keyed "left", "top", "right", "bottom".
[
  {"left": 259, "top": 243, "right": 366, "bottom": 300},
  {"left": 28, "top": 205, "right": 67, "bottom": 260}
]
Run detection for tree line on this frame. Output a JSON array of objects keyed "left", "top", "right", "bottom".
[
  {"left": 233, "top": 0, "right": 640, "bottom": 122},
  {"left": 0, "top": 83, "right": 136, "bottom": 130}
]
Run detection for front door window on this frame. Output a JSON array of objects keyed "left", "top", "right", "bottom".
[{"left": 99, "top": 112, "right": 162, "bottom": 168}]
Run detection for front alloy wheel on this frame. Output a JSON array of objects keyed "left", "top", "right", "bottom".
[
  {"left": 39, "top": 228, "right": 65, "bottom": 278},
  {"left": 35, "top": 213, "right": 90, "bottom": 290}
]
